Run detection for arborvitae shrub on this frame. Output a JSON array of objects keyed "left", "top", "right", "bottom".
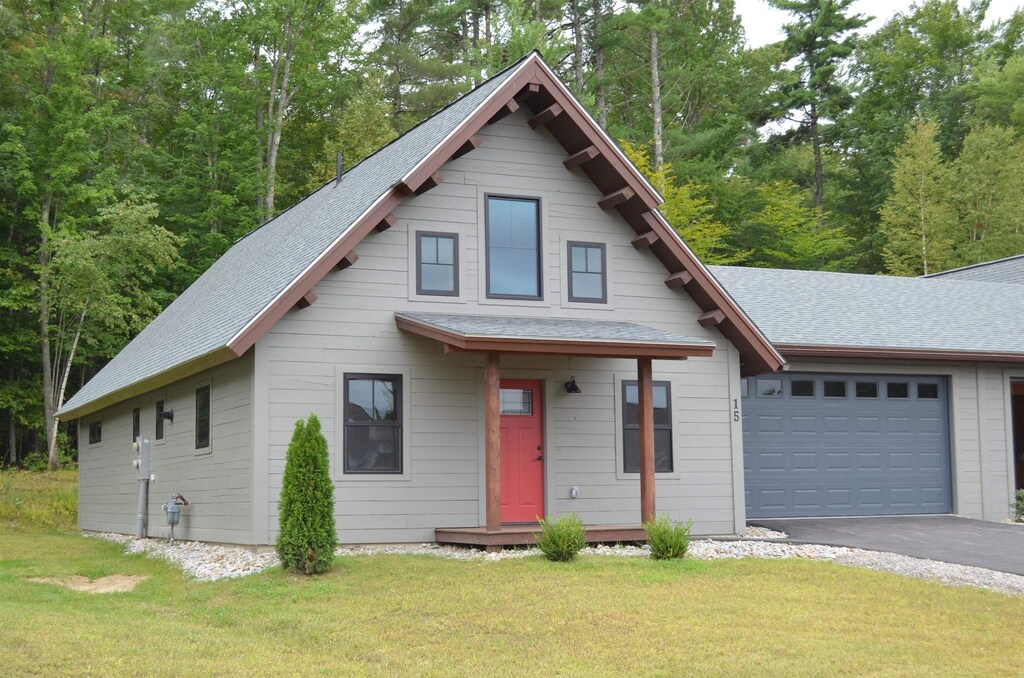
[
  {"left": 643, "top": 515, "right": 692, "bottom": 560},
  {"left": 535, "top": 513, "right": 587, "bottom": 562},
  {"left": 276, "top": 414, "right": 337, "bottom": 574}
]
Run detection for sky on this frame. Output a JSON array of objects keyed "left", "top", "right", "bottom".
[{"left": 736, "top": 0, "right": 1022, "bottom": 48}]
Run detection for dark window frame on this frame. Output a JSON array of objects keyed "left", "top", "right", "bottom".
[
  {"left": 566, "top": 241, "right": 607, "bottom": 303},
  {"left": 195, "top": 385, "right": 211, "bottom": 451},
  {"left": 621, "top": 380, "right": 673, "bottom": 474},
  {"left": 155, "top": 400, "right": 165, "bottom": 441},
  {"left": 757, "top": 378, "right": 783, "bottom": 398},
  {"left": 484, "top": 194, "right": 543, "bottom": 301},
  {"left": 343, "top": 373, "right": 404, "bottom": 475},
  {"left": 824, "top": 380, "right": 848, "bottom": 398},
  {"left": 132, "top": 407, "right": 141, "bottom": 441},
  {"left": 415, "top": 231, "right": 459, "bottom": 297},
  {"left": 917, "top": 382, "right": 940, "bottom": 399},
  {"left": 886, "top": 382, "right": 910, "bottom": 399},
  {"left": 88, "top": 420, "right": 102, "bottom": 445},
  {"left": 790, "top": 379, "right": 815, "bottom": 398},
  {"left": 856, "top": 382, "right": 878, "bottom": 398}
]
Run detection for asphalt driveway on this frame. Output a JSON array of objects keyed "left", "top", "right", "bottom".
[{"left": 753, "top": 515, "right": 1024, "bottom": 576}]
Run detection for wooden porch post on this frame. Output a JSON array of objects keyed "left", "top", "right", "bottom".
[
  {"left": 484, "top": 353, "right": 501, "bottom": 532},
  {"left": 638, "top": 357, "right": 656, "bottom": 524}
]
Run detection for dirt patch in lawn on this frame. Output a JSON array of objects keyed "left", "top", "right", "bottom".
[{"left": 28, "top": 574, "right": 147, "bottom": 593}]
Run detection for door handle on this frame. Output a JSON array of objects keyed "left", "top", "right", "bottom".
[{"left": 536, "top": 455, "right": 544, "bottom": 461}]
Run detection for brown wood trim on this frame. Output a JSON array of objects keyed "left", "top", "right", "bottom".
[
  {"left": 404, "top": 171, "right": 443, "bottom": 196},
  {"left": 776, "top": 343, "right": 1024, "bottom": 363},
  {"left": 451, "top": 135, "right": 482, "bottom": 160},
  {"left": 528, "top": 103, "right": 564, "bottom": 128},
  {"left": 375, "top": 213, "right": 396, "bottom": 232},
  {"left": 637, "top": 358, "right": 656, "bottom": 524},
  {"left": 336, "top": 252, "right": 359, "bottom": 271},
  {"left": 563, "top": 145, "right": 598, "bottom": 170},
  {"left": 515, "top": 82, "right": 541, "bottom": 101},
  {"left": 395, "top": 315, "right": 713, "bottom": 360},
  {"left": 631, "top": 231, "right": 659, "bottom": 250},
  {"left": 435, "top": 524, "right": 648, "bottom": 547},
  {"left": 295, "top": 292, "right": 318, "bottom": 310},
  {"left": 665, "top": 270, "right": 693, "bottom": 288},
  {"left": 487, "top": 98, "right": 519, "bottom": 125},
  {"left": 598, "top": 187, "right": 635, "bottom": 210},
  {"left": 484, "top": 353, "right": 501, "bottom": 533},
  {"left": 698, "top": 309, "right": 726, "bottom": 327}
]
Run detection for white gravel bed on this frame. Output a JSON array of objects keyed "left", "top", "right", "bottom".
[
  {"left": 88, "top": 532, "right": 1024, "bottom": 596},
  {"left": 740, "top": 525, "right": 787, "bottom": 539}
]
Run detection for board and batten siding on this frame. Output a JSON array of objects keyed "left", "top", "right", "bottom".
[
  {"left": 78, "top": 351, "right": 254, "bottom": 543},
  {"left": 783, "top": 359, "right": 1018, "bottom": 521},
  {"left": 254, "top": 108, "right": 745, "bottom": 545}
]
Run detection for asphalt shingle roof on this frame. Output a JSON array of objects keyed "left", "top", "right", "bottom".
[
  {"left": 59, "top": 57, "right": 527, "bottom": 417},
  {"left": 396, "top": 312, "right": 716, "bottom": 347},
  {"left": 710, "top": 266, "right": 1024, "bottom": 355},
  {"left": 924, "top": 254, "right": 1024, "bottom": 285}
]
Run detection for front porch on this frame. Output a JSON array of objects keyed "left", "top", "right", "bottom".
[{"left": 435, "top": 524, "right": 648, "bottom": 548}]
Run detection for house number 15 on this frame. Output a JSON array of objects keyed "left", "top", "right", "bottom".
[{"left": 732, "top": 398, "right": 740, "bottom": 422}]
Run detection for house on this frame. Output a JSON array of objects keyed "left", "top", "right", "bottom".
[
  {"left": 59, "top": 52, "right": 784, "bottom": 547},
  {"left": 712, "top": 265, "right": 1024, "bottom": 521},
  {"left": 58, "top": 51, "right": 1024, "bottom": 548},
  {"left": 923, "top": 253, "right": 1024, "bottom": 284}
]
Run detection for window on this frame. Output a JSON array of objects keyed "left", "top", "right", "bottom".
[
  {"left": 567, "top": 241, "right": 606, "bottom": 303},
  {"left": 757, "top": 379, "right": 783, "bottom": 397},
  {"left": 499, "top": 388, "right": 533, "bottom": 416},
  {"left": 416, "top": 232, "right": 458, "bottom": 296},
  {"left": 88, "top": 421, "right": 102, "bottom": 445},
  {"left": 824, "top": 380, "right": 847, "bottom": 398},
  {"left": 155, "top": 400, "right": 165, "bottom": 440},
  {"left": 486, "top": 196, "right": 541, "bottom": 299},
  {"left": 622, "top": 381, "right": 673, "bottom": 473},
  {"left": 741, "top": 378, "right": 749, "bottom": 397},
  {"left": 791, "top": 379, "right": 815, "bottom": 397},
  {"left": 887, "top": 382, "right": 909, "bottom": 399},
  {"left": 917, "top": 383, "right": 939, "bottom": 399},
  {"left": 344, "top": 374, "right": 402, "bottom": 474},
  {"left": 195, "top": 385, "right": 210, "bottom": 450},
  {"left": 856, "top": 382, "right": 878, "bottom": 398},
  {"left": 132, "top": 408, "right": 140, "bottom": 441}
]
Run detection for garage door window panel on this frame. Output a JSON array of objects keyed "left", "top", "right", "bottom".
[
  {"left": 887, "top": 382, "right": 909, "bottom": 399},
  {"left": 917, "top": 383, "right": 939, "bottom": 399},
  {"left": 791, "top": 380, "right": 815, "bottom": 397},
  {"left": 757, "top": 379, "right": 782, "bottom": 397},
  {"left": 824, "top": 381, "right": 847, "bottom": 398},
  {"left": 856, "top": 382, "right": 878, "bottom": 398}
]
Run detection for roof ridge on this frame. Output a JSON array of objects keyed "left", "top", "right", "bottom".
[{"left": 923, "top": 252, "right": 1024, "bottom": 277}]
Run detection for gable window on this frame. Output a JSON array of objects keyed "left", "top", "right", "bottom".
[
  {"left": 88, "top": 420, "right": 102, "bottom": 445},
  {"left": 416, "top": 232, "right": 458, "bottom": 296},
  {"left": 155, "top": 400, "right": 165, "bottom": 440},
  {"left": 567, "top": 241, "right": 606, "bottom": 303},
  {"left": 486, "top": 196, "right": 541, "bottom": 299},
  {"left": 622, "top": 380, "right": 673, "bottom": 473},
  {"left": 132, "top": 407, "right": 140, "bottom": 441},
  {"left": 195, "top": 385, "right": 211, "bottom": 450},
  {"left": 343, "top": 374, "right": 402, "bottom": 474}
]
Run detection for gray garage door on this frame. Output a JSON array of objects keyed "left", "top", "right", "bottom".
[{"left": 743, "top": 373, "right": 952, "bottom": 518}]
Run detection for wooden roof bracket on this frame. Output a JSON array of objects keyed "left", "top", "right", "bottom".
[
  {"left": 528, "top": 103, "right": 564, "bottom": 129},
  {"left": 294, "top": 291, "right": 318, "bottom": 310},
  {"left": 631, "top": 231, "right": 659, "bottom": 250},
  {"left": 563, "top": 145, "right": 599, "bottom": 170},
  {"left": 375, "top": 213, "right": 396, "bottom": 232},
  {"left": 598, "top": 187, "right": 635, "bottom": 210},
  {"left": 487, "top": 98, "right": 519, "bottom": 125},
  {"left": 698, "top": 309, "right": 726, "bottom": 327},
  {"left": 336, "top": 252, "right": 358, "bottom": 271},
  {"left": 514, "top": 83, "right": 541, "bottom": 101},
  {"left": 664, "top": 270, "right": 693, "bottom": 288},
  {"left": 451, "top": 135, "right": 482, "bottom": 160}
]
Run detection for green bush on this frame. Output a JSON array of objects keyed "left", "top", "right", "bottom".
[
  {"left": 276, "top": 414, "right": 337, "bottom": 574},
  {"left": 21, "top": 452, "right": 48, "bottom": 473},
  {"left": 535, "top": 513, "right": 586, "bottom": 562},
  {"left": 643, "top": 515, "right": 692, "bottom": 560},
  {"left": 1014, "top": 489, "right": 1024, "bottom": 523}
]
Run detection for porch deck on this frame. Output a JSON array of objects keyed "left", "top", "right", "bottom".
[{"left": 435, "top": 524, "right": 647, "bottom": 548}]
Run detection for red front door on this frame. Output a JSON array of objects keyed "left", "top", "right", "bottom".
[{"left": 499, "top": 379, "right": 545, "bottom": 523}]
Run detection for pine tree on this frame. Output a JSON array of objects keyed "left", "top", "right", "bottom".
[
  {"left": 277, "top": 414, "right": 337, "bottom": 575},
  {"left": 880, "top": 119, "right": 957, "bottom": 276}
]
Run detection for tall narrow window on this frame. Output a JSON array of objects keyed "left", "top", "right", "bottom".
[
  {"left": 486, "top": 196, "right": 541, "bottom": 299},
  {"left": 132, "top": 407, "right": 141, "bottom": 441},
  {"left": 567, "top": 241, "right": 607, "bottom": 303},
  {"left": 622, "top": 380, "right": 673, "bottom": 473},
  {"left": 88, "top": 420, "right": 102, "bottom": 445},
  {"left": 344, "top": 374, "right": 402, "bottom": 474},
  {"left": 416, "top": 232, "right": 458, "bottom": 296},
  {"left": 155, "top": 400, "right": 165, "bottom": 440},
  {"left": 195, "top": 385, "right": 211, "bottom": 450}
]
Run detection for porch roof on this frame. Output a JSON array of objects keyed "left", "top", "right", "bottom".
[{"left": 395, "top": 312, "right": 716, "bottom": 359}]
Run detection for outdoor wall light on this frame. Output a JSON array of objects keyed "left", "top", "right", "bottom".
[
  {"left": 160, "top": 409, "right": 175, "bottom": 422},
  {"left": 564, "top": 376, "right": 582, "bottom": 394}
]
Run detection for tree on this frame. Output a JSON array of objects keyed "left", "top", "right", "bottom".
[
  {"left": 767, "top": 0, "right": 868, "bottom": 210},
  {"left": 880, "top": 119, "right": 957, "bottom": 276},
  {"left": 277, "top": 414, "right": 337, "bottom": 574}
]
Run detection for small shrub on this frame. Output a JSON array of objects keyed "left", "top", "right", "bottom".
[
  {"left": 643, "top": 515, "right": 692, "bottom": 560},
  {"left": 21, "top": 452, "right": 48, "bottom": 473},
  {"left": 535, "top": 513, "right": 586, "bottom": 562},
  {"left": 1014, "top": 489, "right": 1024, "bottom": 523},
  {"left": 276, "top": 414, "right": 337, "bottom": 575}
]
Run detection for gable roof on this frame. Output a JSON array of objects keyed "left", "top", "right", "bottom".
[
  {"left": 923, "top": 253, "right": 1024, "bottom": 285},
  {"left": 711, "top": 265, "right": 1024, "bottom": 361},
  {"left": 58, "top": 52, "right": 783, "bottom": 420}
]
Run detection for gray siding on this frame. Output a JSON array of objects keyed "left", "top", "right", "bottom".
[
  {"left": 78, "top": 352, "right": 253, "bottom": 543},
  {"left": 780, "top": 359, "right": 1017, "bottom": 521},
  {"left": 255, "top": 108, "right": 745, "bottom": 545}
]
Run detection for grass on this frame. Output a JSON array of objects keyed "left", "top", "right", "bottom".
[
  {"left": 2, "top": 473, "right": 1023, "bottom": 676},
  {"left": 0, "top": 469, "right": 78, "bottom": 531}
]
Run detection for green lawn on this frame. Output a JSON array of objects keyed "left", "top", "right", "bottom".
[{"left": 1, "top": 473, "right": 1022, "bottom": 676}]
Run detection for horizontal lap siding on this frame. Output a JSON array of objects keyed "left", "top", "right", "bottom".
[
  {"left": 78, "top": 353, "right": 254, "bottom": 543},
  {"left": 259, "top": 108, "right": 742, "bottom": 543}
]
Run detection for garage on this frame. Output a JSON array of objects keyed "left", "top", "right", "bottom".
[{"left": 742, "top": 372, "right": 953, "bottom": 518}]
